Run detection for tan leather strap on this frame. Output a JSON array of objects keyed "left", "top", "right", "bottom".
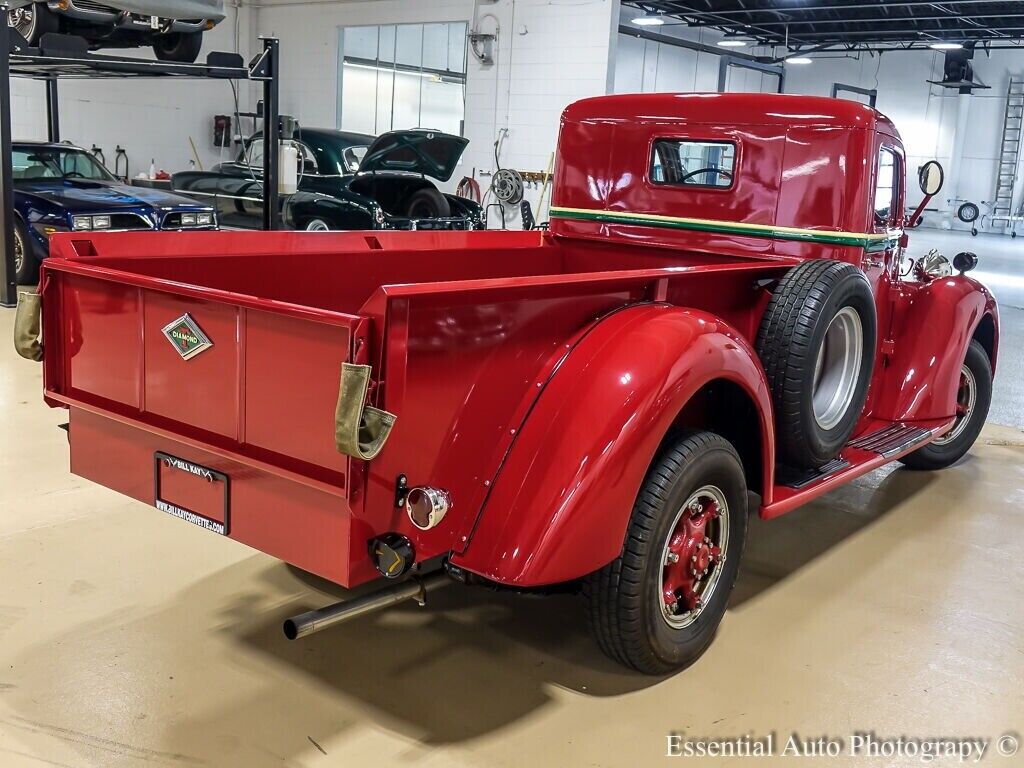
[
  {"left": 335, "top": 363, "right": 396, "bottom": 460},
  {"left": 14, "top": 291, "right": 43, "bottom": 362}
]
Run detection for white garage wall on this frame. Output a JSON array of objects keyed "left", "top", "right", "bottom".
[
  {"left": 784, "top": 49, "right": 1024, "bottom": 223},
  {"left": 252, "top": 0, "right": 618, "bottom": 225},
  {"left": 9, "top": 7, "right": 255, "bottom": 175},
  {"left": 612, "top": 7, "right": 1024, "bottom": 228},
  {"left": 253, "top": 0, "right": 473, "bottom": 131}
]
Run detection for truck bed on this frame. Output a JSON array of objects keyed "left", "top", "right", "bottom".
[{"left": 40, "top": 229, "right": 790, "bottom": 586}]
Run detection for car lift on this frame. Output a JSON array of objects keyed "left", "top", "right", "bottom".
[{"left": 0, "top": 26, "right": 282, "bottom": 307}]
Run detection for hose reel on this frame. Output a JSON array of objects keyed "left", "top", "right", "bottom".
[{"left": 491, "top": 168, "right": 525, "bottom": 205}]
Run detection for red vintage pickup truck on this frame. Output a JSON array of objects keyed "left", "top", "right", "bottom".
[{"left": 19, "top": 93, "right": 998, "bottom": 675}]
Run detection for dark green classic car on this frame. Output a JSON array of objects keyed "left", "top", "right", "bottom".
[{"left": 171, "top": 127, "right": 485, "bottom": 231}]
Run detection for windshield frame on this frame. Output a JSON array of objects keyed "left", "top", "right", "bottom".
[{"left": 11, "top": 145, "right": 118, "bottom": 183}]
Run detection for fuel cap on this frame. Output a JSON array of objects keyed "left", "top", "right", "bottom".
[{"left": 370, "top": 533, "right": 415, "bottom": 579}]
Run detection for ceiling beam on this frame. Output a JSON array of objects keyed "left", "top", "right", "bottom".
[
  {"left": 701, "top": 11, "right": 1024, "bottom": 27},
  {"left": 627, "top": 0, "right": 1024, "bottom": 21}
]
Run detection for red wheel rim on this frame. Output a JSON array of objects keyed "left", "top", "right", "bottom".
[
  {"left": 660, "top": 485, "right": 729, "bottom": 629},
  {"left": 934, "top": 364, "right": 976, "bottom": 446}
]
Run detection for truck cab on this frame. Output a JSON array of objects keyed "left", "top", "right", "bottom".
[{"left": 20, "top": 93, "right": 998, "bottom": 675}]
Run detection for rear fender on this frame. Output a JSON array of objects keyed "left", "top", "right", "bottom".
[
  {"left": 876, "top": 275, "right": 999, "bottom": 422},
  {"left": 451, "top": 304, "right": 774, "bottom": 587}
]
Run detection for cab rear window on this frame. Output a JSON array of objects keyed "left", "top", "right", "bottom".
[{"left": 651, "top": 140, "right": 736, "bottom": 189}]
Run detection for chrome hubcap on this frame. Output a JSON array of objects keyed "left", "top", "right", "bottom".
[
  {"left": 13, "top": 228, "right": 24, "bottom": 275},
  {"left": 659, "top": 485, "right": 729, "bottom": 629},
  {"left": 306, "top": 219, "right": 330, "bottom": 232},
  {"left": 8, "top": 7, "right": 35, "bottom": 38},
  {"left": 934, "top": 364, "right": 976, "bottom": 446},
  {"left": 813, "top": 306, "right": 864, "bottom": 430}
]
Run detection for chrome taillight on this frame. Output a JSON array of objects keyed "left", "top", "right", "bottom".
[{"left": 405, "top": 487, "right": 451, "bottom": 530}]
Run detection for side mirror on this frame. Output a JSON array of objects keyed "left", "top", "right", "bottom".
[
  {"left": 953, "top": 251, "right": 979, "bottom": 274},
  {"left": 907, "top": 160, "right": 946, "bottom": 229},
  {"left": 918, "top": 161, "right": 945, "bottom": 197}
]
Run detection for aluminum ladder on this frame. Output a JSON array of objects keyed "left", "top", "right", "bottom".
[{"left": 991, "top": 76, "right": 1024, "bottom": 231}]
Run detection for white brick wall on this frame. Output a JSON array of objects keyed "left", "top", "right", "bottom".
[{"left": 462, "top": 0, "right": 619, "bottom": 225}]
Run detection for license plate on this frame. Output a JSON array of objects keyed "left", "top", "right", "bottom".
[{"left": 154, "top": 452, "right": 229, "bottom": 535}]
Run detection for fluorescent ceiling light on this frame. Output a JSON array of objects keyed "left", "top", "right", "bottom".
[
  {"left": 787, "top": 57, "right": 813, "bottom": 65},
  {"left": 632, "top": 15, "right": 665, "bottom": 26},
  {"left": 717, "top": 39, "right": 748, "bottom": 47},
  {"left": 929, "top": 42, "right": 964, "bottom": 50}
]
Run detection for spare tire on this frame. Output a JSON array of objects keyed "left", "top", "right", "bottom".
[
  {"left": 404, "top": 187, "right": 451, "bottom": 219},
  {"left": 756, "top": 259, "right": 876, "bottom": 469}
]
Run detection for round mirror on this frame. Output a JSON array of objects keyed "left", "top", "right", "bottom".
[{"left": 919, "top": 161, "right": 945, "bottom": 197}]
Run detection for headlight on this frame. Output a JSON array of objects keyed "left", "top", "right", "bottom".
[
  {"left": 917, "top": 248, "right": 952, "bottom": 280},
  {"left": 72, "top": 215, "right": 92, "bottom": 231},
  {"left": 196, "top": 212, "right": 213, "bottom": 226},
  {"left": 373, "top": 207, "right": 385, "bottom": 225},
  {"left": 92, "top": 215, "right": 111, "bottom": 230},
  {"left": 181, "top": 213, "right": 197, "bottom": 226}
]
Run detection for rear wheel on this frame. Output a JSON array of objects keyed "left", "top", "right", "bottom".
[
  {"left": 584, "top": 431, "right": 747, "bottom": 674},
  {"left": 305, "top": 218, "right": 331, "bottom": 232},
  {"left": 7, "top": 2, "right": 58, "bottom": 46},
  {"left": 404, "top": 187, "right": 450, "bottom": 219},
  {"left": 153, "top": 31, "right": 203, "bottom": 63},
  {"left": 900, "top": 340, "right": 992, "bottom": 470}
]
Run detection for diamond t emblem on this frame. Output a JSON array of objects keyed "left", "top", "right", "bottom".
[{"left": 161, "top": 314, "right": 213, "bottom": 360}]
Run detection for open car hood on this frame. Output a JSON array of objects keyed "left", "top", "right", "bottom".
[{"left": 357, "top": 130, "right": 468, "bottom": 182}]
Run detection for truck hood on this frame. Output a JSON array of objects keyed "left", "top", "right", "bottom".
[
  {"left": 358, "top": 130, "right": 468, "bottom": 182},
  {"left": 17, "top": 180, "right": 212, "bottom": 212}
]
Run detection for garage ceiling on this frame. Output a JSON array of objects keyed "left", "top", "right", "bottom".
[{"left": 623, "top": 1, "right": 1024, "bottom": 51}]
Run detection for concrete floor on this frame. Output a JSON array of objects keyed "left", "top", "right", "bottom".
[{"left": 1, "top": 234, "right": 1023, "bottom": 767}]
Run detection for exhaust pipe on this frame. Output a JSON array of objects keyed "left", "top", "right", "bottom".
[{"left": 283, "top": 570, "right": 450, "bottom": 640}]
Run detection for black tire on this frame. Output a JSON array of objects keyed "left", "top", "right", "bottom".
[
  {"left": 972, "top": 228, "right": 979, "bottom": 237},
  {"left": 957, "top": 202, "right": 980, "bottom": 224},
  {"left": 13, "top": 217, "right": 40, "bottom": 285},
  {"left": 8, "top": 3, "right": 58, "bottom": 46},
  {"left": 153, "top": 31, "right": 203, "bottom": 63},
  {"left": 900, "top": 340, "right": 992, "bottom": 471},
  {"left": 584, "top": 431, "right": 747, "bottom": 675},
  {"left": 756, "top": 259, "right": 877, "bottom": 469},
  {"left": 404, "top": 187, "right": 450, "bottom": 219}
]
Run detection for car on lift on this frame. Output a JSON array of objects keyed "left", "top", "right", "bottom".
[
  {"left": 171, "top": 126, "right": 486, "bottom": 232},
  {"left": 6, "top": 0, "right": 223, "bottom": 63},
  {"left": 10, "top": 140, "right": 217, "bottom": 283}
]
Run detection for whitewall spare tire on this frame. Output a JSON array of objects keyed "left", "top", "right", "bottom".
[{"left": 756, "top": 259, "right": 876, "bottom": 469}]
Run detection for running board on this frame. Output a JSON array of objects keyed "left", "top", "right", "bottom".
[
  {"left": 847, "top": 423, "right": 932, "bottom": 457},
  {"left": 763, "top": 418, "right": 950, "bottom": 519},
  {"left": 777, "top": 458, "right": 850, "bottom": 490}
]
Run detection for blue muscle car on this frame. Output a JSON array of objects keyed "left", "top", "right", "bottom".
[{"left": 10, "top": 141, "right": 217, "bottom": 283}]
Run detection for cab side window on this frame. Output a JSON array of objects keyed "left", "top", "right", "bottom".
[
  {"left": 874, "top": 147, "right": 899, "bottom": 227},
  {"left": 651, "top": 140, "right": 736, "bottom": 189}
]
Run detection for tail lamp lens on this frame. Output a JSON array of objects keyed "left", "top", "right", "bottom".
[{"left": 405, "top": 487, "right": 451, "bottom": 530}]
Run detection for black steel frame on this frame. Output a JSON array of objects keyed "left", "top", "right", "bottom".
[
  {"left": 717, "top": 55, "right": 784, "bottom": 93},
  {"left": 0, "top": 28, "right": 281, "bottom": 307},
  {"left": 832, "top": 82, "right": 878, "bottom": 107}
]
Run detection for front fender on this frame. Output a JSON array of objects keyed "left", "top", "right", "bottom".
[
  {"left": 876, "top": 275, "right": 999, "bottom": 422},
  {"left": 451, "top": 304, "right": 773, "bottom": 587}
]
